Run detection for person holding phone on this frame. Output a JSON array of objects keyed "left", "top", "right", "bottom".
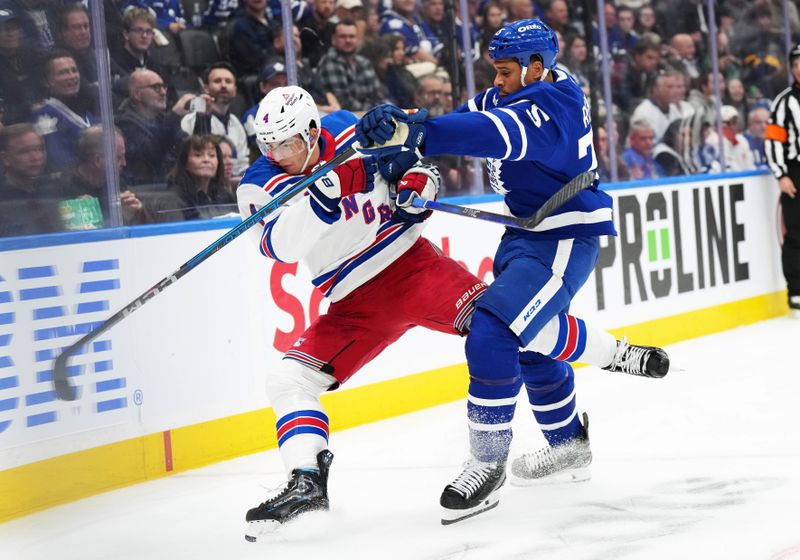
[{"left": 180, "top": 62, "right": 250, "bottom": 176}]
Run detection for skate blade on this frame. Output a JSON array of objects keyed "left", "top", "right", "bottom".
[
  {"left": 441, "top": 491, "right": 501, "bottom": 525},
  {"left": 510, "top": 466, "right": 591, "bottom": 487},
  {"left": 245, "top": 519, "right": 281, "bottom": 542}
]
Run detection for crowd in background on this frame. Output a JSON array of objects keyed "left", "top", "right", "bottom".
[{"left": 0, "top": 0, "right": 797, "bottom": 237}]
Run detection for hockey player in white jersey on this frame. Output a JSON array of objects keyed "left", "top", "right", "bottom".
[
  {"left": 236, "top": 86, "right": 490, "bottom": 540},
  {"left": 356, "top": 19, "right": 671, "bottom": 524}
]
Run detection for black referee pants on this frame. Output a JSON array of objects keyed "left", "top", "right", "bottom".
[{"left": 782, "top": 165, "right": 800, "bottom": 298}]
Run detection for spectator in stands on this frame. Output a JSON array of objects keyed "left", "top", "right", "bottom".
[
  {"left": 703, "top": 105, "right": 755, "bottom": 172},
  {"left": 0, "top": 7, "right": 37, "bottom": 124},
  {"left": 111, "top": 8, "right": 165, "bottom": 80},
  {"left": 116, "top": 68, "right": 193, "bottom": 185},
  {"left": 419, "top": 0, "right": 444, "bottom": 43},
  {"left": 668, "top": 33, "right": 700, "bottom": 82},
  {"left": 55, "top": 4, "right": 97, "bottom": 89},
  {"left": 298, "top": 0, "right": 336, "bottom": 65},
  {"left": 630, "top": 70, "right": 685, "bottom": 143},
  {"left": 241, "top": 61, "right": 288, "bottom": 152},
  {"left": 318, "top": 20, "right": 384, "bottom": 112},
  {"left": 181, "top": 62, "right": 249, "bottom": 176},
  {"left": 724, "top": 77, "right": 748, "bottom": 124},
  {"left": 227, "top": 0, "right": 274, "bottom": 79},
  {"left": 379, "top": 0, "right": 440, "bottom": 63},
  {"left": 563, "top": 34, "right": 590, "bottom": 94},
  {"left": 596, "top": 125, "right": 629, "bottom": 184},
  {"left": 0, "top": 123, "right": 63, "bottom": 236},
  {"left": 654, "top": 119, "right": 691, "bottom": 177},
  {"left": 371, "top": 33, "right": 417, "bottom": 108},
  {"left": 414, "top": 73, "right": 445, "bottom": 117},
  {"left": 202, "top": 0, "right": 241, "bottom": 30},
  {"left": 608, "top": 5, "right": 638, "bottom": 59},
  {"left": 744, "top": 105, "right": 769, "bottom": 168},
  {"left": 336, "top": 0, "right": 367, "bottom": 41},
  {"left": 272, "top": 23, "right": 340, "bottom": 113},
  {"left": 123, "top": 0, "right": 186, "bottom": 35},
  {"left": 736, "top": 5, "right": 784, "bottom": 98},
  {"left": 479, "top": 1, "right": 504, "bottom": 40},
  {"left": 687, "top": 69, "right": 725, "bottom": 125},
  {"left": 33, "top": 49, "right": 100, "bottom": 173},
  {"left": 544, "top": 0, "right": 578, "bottom": 40},
  {"left": 215, "top": 134, "right": 239, "bottom": 193},
  {"left": 615, "top": 39, "right": 660, "bottom": 113},
  {"left": 156, "top": 134, "right": 235, "bottom": 221},
  {"left": 634, "top": 3, "right": 664, "bottom": 37},
  {"left": 507, "top": 0, "right": 534, "bottom": 23},
  {"left": 59, "top": 125, "right": 153, "bottom": 227},
  {"left": 621, "top": 120, "right": 664, "bottom": 179},
  {"left": 1, "top": 0, "right": 57, "bottom": 55}
]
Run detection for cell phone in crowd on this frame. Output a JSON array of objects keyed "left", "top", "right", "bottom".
[{"left": 189, "top": 97, "right": 206, "bottom": 113}]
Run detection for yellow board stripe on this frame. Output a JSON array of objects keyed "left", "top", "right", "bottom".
[{"left": 0, "top": 291, "right": 788, "bottom": 523}]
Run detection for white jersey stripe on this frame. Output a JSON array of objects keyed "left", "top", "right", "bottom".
[
  {"left": 509, "top": 239, "right": 573, "bottom": 335},
  {"left": 481, "top": 111, "right": 513, "bottom": 160},
  {"left": 498, "top": 108, "right": 528, "bottom": 161}
]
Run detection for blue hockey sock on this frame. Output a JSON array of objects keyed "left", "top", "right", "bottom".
[
  {"left": 465, "top": 309, "right": 523, "bottom": 463},
  {"left": 520, "top": 351, "right": 583, "bottom": 445}
]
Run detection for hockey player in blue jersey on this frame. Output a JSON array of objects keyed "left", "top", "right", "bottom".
[{"left": 355, "top": 19, "right": 670, "bottom": 524}]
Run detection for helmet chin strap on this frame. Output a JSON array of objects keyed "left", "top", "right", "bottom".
[
  {"left": 520, "top": 64, "right": 550, "bottom": 87},
  {"left": 301, "top": 130, "right": 320, "bottom": 172}
]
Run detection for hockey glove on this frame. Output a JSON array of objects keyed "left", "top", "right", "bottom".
[
  {"left": 394, "top": 163, "right": 441, "bottom": 223},
  {"left": 356, "top": 107, "right": 428, "bottom": 159},
  {"left": 355, "top": 104, "right": 410, "bottom": 146},
  {"left": 376, "top": 150, "right": 420, "bottom": 182},
  {"left": 308, "top": 156, "right": 378, "bottom": 215}
]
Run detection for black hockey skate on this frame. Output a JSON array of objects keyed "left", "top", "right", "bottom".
[
  {"left": 245, "top": 449, "right": 333, "bottom": 542},
  {"left": 603, "top": 337, "right": 669, "bottom": 378},
  {"left": 440, "top": 459, "right": 506, "bottom": 525},
  {"left": 510, "top": 412, "right": 592, "bottom": 486}
]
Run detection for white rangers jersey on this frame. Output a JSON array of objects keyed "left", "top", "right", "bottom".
[{"left": 237, "top": 110, "right": 425, "bottom": 302}]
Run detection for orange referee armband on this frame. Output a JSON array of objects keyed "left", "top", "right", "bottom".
[{"left": 765, "top": 123, "right": 788, "bottom": 142}]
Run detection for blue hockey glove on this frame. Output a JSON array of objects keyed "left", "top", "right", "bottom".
[
  {"left": 376, "top": 150, "right": 420, "bottom": 182},
  {"left": 355, "top": 108, "right": 428, "bottom": 159},
  {"left": 355, "top": 104, "right": 410, "bottom": 146}
]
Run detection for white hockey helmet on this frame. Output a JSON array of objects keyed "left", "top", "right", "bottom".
[{"left": 253, "top": 85, "right": 320, "bottom": 159}]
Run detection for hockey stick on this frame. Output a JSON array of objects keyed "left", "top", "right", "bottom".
[
  {"left": 52, "top": 144, "right": 360, "bottom": 401},
  {"left": 410, "top": 170, "right": 597, "bottom": 231}
]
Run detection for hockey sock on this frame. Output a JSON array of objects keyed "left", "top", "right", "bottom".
[
  {"left": 520, "top": 351, "right": 582, "bottom": 446},
  {"left": 523, "top": 313, "right": 617, "bottom": 368},
  {"left": 465, "top": 309, "right": 523, "bottom": 463}
]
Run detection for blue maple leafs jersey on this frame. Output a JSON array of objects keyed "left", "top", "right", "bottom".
[{"left": 422, "top": 69, "right": 617, "bottom": 240}]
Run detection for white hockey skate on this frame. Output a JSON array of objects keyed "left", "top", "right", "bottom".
[
  {"left": 510, "top": 412, "right": 592, "bottom": 486},
  {"left": 440, "top": 459, "right": 506, "bottom": 525}
]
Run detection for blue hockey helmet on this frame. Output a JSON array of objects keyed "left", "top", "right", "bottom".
[{"left": 488, "top": 19, "right": 560, "bottom": 71}]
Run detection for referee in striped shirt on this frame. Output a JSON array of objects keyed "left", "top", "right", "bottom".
[{"left": 765, "top": 44, "right": 800, "bottom": 315}]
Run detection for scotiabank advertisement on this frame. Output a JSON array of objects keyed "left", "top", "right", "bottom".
[{"left": 0, "top": 173, "right": 783, "bottom": 469}]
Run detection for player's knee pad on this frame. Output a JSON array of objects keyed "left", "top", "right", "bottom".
[
  {"left": 466, "top": 308, "right": 521, "bottom": 381},
  {"left": 265, "top": 359, "right": 337, "bottom": 418}
]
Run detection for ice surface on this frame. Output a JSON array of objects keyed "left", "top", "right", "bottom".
[{"left": 2, "top": 318, "right": 800, "bottom": 560}]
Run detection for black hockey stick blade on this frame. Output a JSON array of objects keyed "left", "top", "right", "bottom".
[
  {"left": 52, "top": 144, "right": 360, "bottom": 401},
  {"left": 410, "top": 170, "right": 597, "bottom": 231}
]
